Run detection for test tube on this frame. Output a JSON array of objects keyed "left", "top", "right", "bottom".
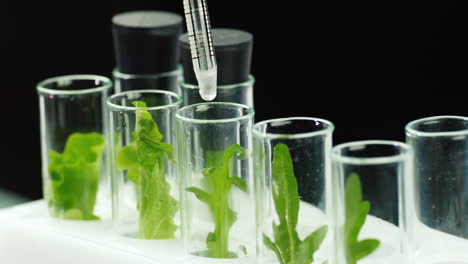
[
  {"left": 331, "top": 140, "right": 413, "bottom": 264},
  {"left": 176, "top": 102, "right": 255, "bottom": 262},
  {"left": 405, "top": 116, "right": 468, "bottom": 263},
  {"left": 107, "top": 90, "right": 182, "bottom": 239},
  {"left": 253, "top": 117, "right": 334, "bottom": 264},
  {"left": 182, "top": 0, "right": 217, "bottom": 101},
  {"left": 37, "top": 75, "right": 113, "bottom": 220}
]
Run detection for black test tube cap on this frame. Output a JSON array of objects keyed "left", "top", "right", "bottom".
[
  {"left": 179, "top": 28, "right": 253, "bottom": 86},
  {"left": 112, "top": 10, "right": 183, "bottom": 74}
]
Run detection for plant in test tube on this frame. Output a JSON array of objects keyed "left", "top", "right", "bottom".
[
  {"left": 47, "top": 132, "right": 104, "bottom": 220},
  {"left": 187, "top": 144, "right": 248, "bottom": 258},
  {"left": 117, "top": 101, "right": 178, "bottom": 239},
  {"left": 263, "top": 143, "right": 328, "bottom": 264},
  {"left": 344, "top": 173, "right": 380, "bottom": 264}
]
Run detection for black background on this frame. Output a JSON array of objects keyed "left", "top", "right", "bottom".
[{"left": 0, "top": 1, "right": 465, "bottom": 199}]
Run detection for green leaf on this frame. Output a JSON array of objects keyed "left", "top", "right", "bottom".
[
  {"left": 48, "top": 151, "right": 64, "bottom": 183},
  {"left": 116, "top": 144, "right": 139, "bottom": 183},
  {"left": 344, "top": 173, "right": 380, "bottom": 264},
  {"left": 349, "top": 239, "right": 380, "bottom": 261},
  {"left": 272, "top": 221, "right": 299, "bottom": 263},
  {"left": 271, "top": 143, "right": 300, "bottom": 232},
  {"left": 47, "top": 132, "right": 104, "bottom": 220},
  {"left": 187, "top": 144, "right": 248, "bottom": 258},
  {"left": 263, "top": 143, "right": 328, "bottom": 264},
  {"left": 133, "top": 101, "right": 147, "bottom": 108},
  {"left": 269, "top": 144, "right": 301, "bottom": 263},
  {"left": 116, "top": 144, "right": 138, "bottom": 169},
  {"left": 206, "top": 150, "right": 224, "bottom": 168},
  {"left": 230, "top": 177, "right": 248, "bottom": 192},
  {"left": 295, "top": 225, "right": 328, "bottom": 264},
  {"left": 221, "top": 144, "right": 248, "bottom": 165},
  {"left": 62, "top": 132, "right": 104, "bottom": 162},
  {"left": 346, "top": 201, "right": 370, "bottom": 245},
  {"left": 116, "top": 100, "right": 178, "bottom": 239},
  {"left": 135, "top": 100, "right": 178, "bottom": 239},
  {"left": 345, "top": 174, "right": 363, "bottom": 229},
  {"left": 186, "top": 187, "right": 212, "bottom": 205},
  {"left": 263, "top": 234, "right": 285, "bottom": 264}
]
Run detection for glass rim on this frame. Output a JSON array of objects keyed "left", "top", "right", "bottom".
[
  {"left": 175, "top": 102, "right": 255, "bottom": 124},
  {"left": 36, "top": 74, "right": 113, "bottom": 95},
  {"left": 252, "top": 117, "right": 335, "bottom": 139},
  {"left": 106, "top": 89, "right": 183, "bottom": 111},
  {"left": 112, "top": 66, "right": 182, "bottom": 80},
  {"left": 179, "top": 75, "right": 255, "bottom": 90},
  {"left": 405, "top": 115, "right": 468, "bottom": 137},
  {"left": 331, "top": 140, "right": 413, "bottom": 165}
]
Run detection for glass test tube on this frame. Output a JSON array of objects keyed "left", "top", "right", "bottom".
[
  {"left": 405, "top": 116, "right": 468, "bottom": 264},
  {"left": 176, "top": 102, "right": 255, "bottom": 262},
  {"left": 37, "top": 75, "right": 113, "bottom": 220},
  {"left": 113, "top": 66, "right": 182, "bottom": 95},
  {"left": 180, "top": 76, "right": 255, "bottom": 107},
  {"left": 331, "top": 141, "right": 413, "bottom": 264},
  {"left": 253, "top": 117, "right": 334, "bottom": 264},
  {"left": 107, "top": 90, "right": 182, "bottom": 239}
]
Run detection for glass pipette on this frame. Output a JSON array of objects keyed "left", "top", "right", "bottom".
[{"left": 183, "top": 0, "right": 217, "bottom": 101}]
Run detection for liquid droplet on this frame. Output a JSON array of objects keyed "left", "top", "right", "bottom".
[{"left": 196, "top": 66, "right": 217, "bottom": 101}]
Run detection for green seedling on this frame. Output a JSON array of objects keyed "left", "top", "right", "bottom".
[
  {"left": 263, "top": 143, "right": 328, "bottom": 264},
  {"left": 47, "top": 132, "right": 104, "bottom": 220},
  {"left": 344, "top": 173, "right": 380, "bottom": 264},
  {"left": 187, "top": 144, "right": 248, "bottom": 258},
  {"left": 117, "top": 101, "right": 178, "bottom": 239}
]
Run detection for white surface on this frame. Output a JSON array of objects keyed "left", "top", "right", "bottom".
[
  {"left": 412, "top": 218, "right": 468, "bottom": 264},
  {"left": 1, "top": 200, "right": 467, "bottom": 264},
  {"left": 0, "top": 200, "right": 258, "bottom": 264},
  {"left": 0, "top": 200, "right": 184, "bottom": 264}
]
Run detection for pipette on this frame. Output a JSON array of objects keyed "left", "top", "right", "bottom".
[{"left": 183, "top": 0, "right": 217, "bottom": 101}]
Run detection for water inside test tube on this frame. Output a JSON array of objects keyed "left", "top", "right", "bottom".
[{"left": 196, "top": 66, "right": 217, "bottom": 101}]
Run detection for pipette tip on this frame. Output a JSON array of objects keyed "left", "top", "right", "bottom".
[
  {"left": 197, "top": 67, "right": 217, "bottom": 101},
  {"left": 199, "top": 80, "right": 217, "bottom": 101}
]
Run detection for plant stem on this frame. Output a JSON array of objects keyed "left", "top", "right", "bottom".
[{"left": 213, "top": 178, "right": 230, "bottom": 257}]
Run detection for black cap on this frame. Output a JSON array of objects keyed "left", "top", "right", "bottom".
[
  {"left": 112, "top": 10, "right": 183, "bottom": 74},
  {"left": 180, "top": 28, "right": 253, "bottom": 85}
]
